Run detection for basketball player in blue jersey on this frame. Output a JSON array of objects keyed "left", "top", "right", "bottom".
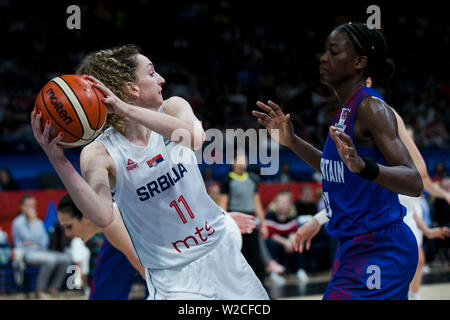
[
  {"left": 57, "top": 193, "right": 146, "bottom": 299},
  {"left": 293, "top": 106, "right": 450, "bottom": 299},
  {"left": 31, "top": 45, "right": 268, "bottom": 300},
  {"left": 253, "top": 22, "right": 423, "bottom": 299}
]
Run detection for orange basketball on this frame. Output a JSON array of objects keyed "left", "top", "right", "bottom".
[{"left": 34, "top": 74, "right": 108, "bottom": 148}]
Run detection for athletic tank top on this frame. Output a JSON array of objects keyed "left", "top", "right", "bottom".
[
  {"left": 321, "top": 86, "right": 406, "bottom": 239},
  {"left": 95, "top": 106, "right": 226, "bottom": 270}
]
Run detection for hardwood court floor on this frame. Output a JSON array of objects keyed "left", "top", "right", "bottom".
[{"left": 1, "top": 265, "right": 449, "bottom": 300}]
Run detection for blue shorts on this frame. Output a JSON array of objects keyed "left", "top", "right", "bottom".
[
  {"left": 323, "top": 221, "right": 418, "bottom": 300},
  {"left": 90, "top": 238, "right": 142, "bottom": 300}
]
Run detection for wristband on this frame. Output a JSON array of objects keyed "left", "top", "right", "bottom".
[
  {"left": 313, "top": 209, "right": 329, "bottom": 226},
  {"left": 358, "top": 157, "right": 379, "bottom": 180}
]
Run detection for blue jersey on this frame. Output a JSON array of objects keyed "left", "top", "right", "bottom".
[
  {"left": 90, "top": 237, "right": 144, "bottom": 300},
  {"left": 321, "top": 85, "right": 406, "bottom": 239}
]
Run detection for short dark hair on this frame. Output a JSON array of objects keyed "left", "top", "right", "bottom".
[
  {"left": 20, "top": 194, "right": 34, "bottom": 206},
  {"left": 334, "top": 22, "right": 395, "bottom": 81},
  {"left": 57, "top": 194, "right": 83, "bottom": 220},
  {"left": 18, "top": 194, "right": 34, "bottom": 216}
]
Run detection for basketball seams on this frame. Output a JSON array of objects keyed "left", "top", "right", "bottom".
[
  {"left": 62, "top": 76, "right": 100, "bottom": 132},
  {"left": 49, "top": 78, "right": 88, "bottom": 139},
  {"left": 91, "top": 86, "right": 106, "bottom": 140},
  {"left": 53, "top": 77, "right": 94, "bottom": 140}
]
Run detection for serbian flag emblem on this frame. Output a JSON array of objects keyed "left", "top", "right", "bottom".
[{"left": 147, "top": 154, "right": 164, "bottom": 168}]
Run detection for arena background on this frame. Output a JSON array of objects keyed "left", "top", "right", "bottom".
[{"left": 0, "top": 0, "right": 449, "bottom": 300}]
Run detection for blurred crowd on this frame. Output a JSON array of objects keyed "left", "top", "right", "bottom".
[
  {"left": 0, "top": 0, "right": 449, "bottom": 298},
  {"left": 0, "top": 1, "right": 449, "bottom": 153}
]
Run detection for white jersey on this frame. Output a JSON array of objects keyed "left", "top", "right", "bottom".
[
  {"left": 399, "top": 194, "right": 423, "bottom": 246},
  {"left": 95, "top": 109, "right": 226, "bottom": 270}
]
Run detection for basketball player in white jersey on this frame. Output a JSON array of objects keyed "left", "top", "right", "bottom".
[
  {"left": 293, "top": 103, "right": 450, "bottom": 299},
  {"left": 31, "top": 45, "right": 268, "bottom": 300}
]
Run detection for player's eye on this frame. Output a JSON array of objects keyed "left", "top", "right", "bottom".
[{"left": 150, "top": 72, "right": 155, "bottom": 77}]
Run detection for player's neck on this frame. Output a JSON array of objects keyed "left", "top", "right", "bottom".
[
  {"left": 123, "top": 121, "right": 152, "bottom": 146},
  {"left": 333, "top": 78, "right": 365, "bottom": 106}
]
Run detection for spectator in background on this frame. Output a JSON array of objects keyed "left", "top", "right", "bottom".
[
  {"left": 295, "top": 184, "right": 318, "bottom": 216},
  {"left": 207, "top": 181, "right": 285, "bottom": 283},
  {"left": 432, "top": 163, "right": 450, "bottom": 265},
  {"left": 0, "top": 226, "right": 11, "bottom": 267},
  {"left": 265, "top": 189, "right": 309, "bottom": 282},
  {"left": 434, "top": 162, "right": 447, "bottom": 179},
  {"left": 0, "top": 167, "right": 19, "bottom": 191},
  {"left": 219, "top": 153, "right": 268, "bottom": 282},
  {"left": 277, "top": 162, "right": 293, "bottom": 183},
  {"left": 11, "top": 195, "right": 71, "bottom": 298}
]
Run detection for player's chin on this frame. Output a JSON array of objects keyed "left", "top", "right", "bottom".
[{"left": 319, "top": 74, "right": 332, "bottom": 86}]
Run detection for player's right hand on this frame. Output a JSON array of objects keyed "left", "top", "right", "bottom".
[
  {"left": 81, "top": 74, "right": 129, "bottom": 117},
  {"left": 253, "top": 100, "right": 296, "bottom": 147},
  {"left": 293, "top": 218, "right": 321, "bottom": 253},
  {"left": 31, "top": 108, "right": 65, "bottom": 160}
]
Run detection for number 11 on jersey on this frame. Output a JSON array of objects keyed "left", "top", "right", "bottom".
[{"left": 169, "top": 195, "right": 195, "bottom": 224}]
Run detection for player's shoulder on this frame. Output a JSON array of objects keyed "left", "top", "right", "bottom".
[
  {"left": 163, "top": 96, "right": 189, "bottom": 106},
  {"left": 80, "top": 140, "right": 110, "bottom": 164},
  {"left": 161, "top": 96, "right": 191, "bottom": 113},
  {"left": 359, "top": 96, "right": 396, "bottom": 124},
  {"left": 360, "top": 95, "right": 388, "bottom": 110}
]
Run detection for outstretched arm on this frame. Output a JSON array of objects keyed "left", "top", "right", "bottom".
[
  {"left": 413, "top": 211, "right": 450, "bottom": 240},
  {"left": 394, "top": 110, "right": 450, "bottom": 203},
  {"left": 253, "top": 100, "right": 322, "bottom": 172}
]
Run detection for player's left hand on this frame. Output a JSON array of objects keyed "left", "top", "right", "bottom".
[
  {"left": 81, "top": 74, "right": 128, "bottom": 117},
  {"left": 329, "top": 125, "right": 365, "bottom": 173},
  {"left": 31, "top": 108, "right": 65, "bottom": 161},
  {"left": 228, "top": 212, "right": 256, "bottom": 234},
  {"left": 426, "top": 226, "right": 450, "bottom": 239}
]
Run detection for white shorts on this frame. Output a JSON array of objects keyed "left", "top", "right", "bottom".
[
  {"left": 145, "top": 229, "right": 269, "bottom": 300},
  {"left": 400, "top": 194, "right": 424, "bottom": 247}
]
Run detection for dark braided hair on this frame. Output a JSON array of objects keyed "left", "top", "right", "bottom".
[{"left": 334, "top": 22, "right": 395, "bottom": 81}]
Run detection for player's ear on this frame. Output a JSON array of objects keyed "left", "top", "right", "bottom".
[
  {"left": 354, "top": 56, "right": 367, "bottom": 71},
  {"left": 124, "top": 82, "right": 139, "bottom": 100}
]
